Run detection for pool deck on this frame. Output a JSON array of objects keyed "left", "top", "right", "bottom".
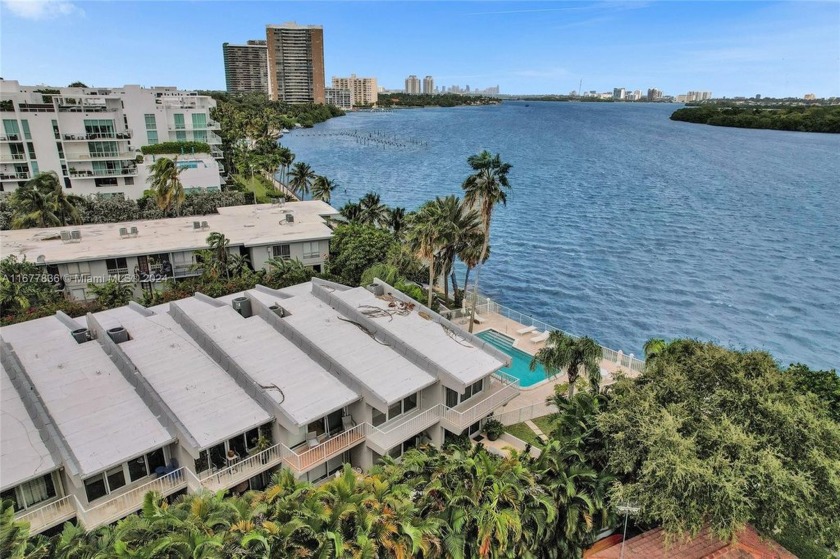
[{"left": 452, "top": 310, "right": 641, "bottom": 418}]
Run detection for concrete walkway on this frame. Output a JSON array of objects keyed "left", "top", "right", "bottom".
[{"left": 480, "top": 432, "right": 541, "bottom": 459}]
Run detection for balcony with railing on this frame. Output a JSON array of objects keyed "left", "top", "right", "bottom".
[
  {"left": 75, "top": 469, "right": 187, "bottom": 530},
  {"left": 200, "top": 444, "right": 286, "bottom": 493},
  {"left": 63, "top": 130, "right": 133, "bottom": 141},
  {"left": 283, "top": 423, "right": 367, "bottom": 474},
  {"left": 0, "top": 171, "right": 30, "bottom": 181},
  {"left": 16, "top": 496, "right": 77, "bottom": 535},
  {"left": 0, "top": 153, "right": 26, "bottom": 163},
  {"left": 65, "top": 152, "right": 136, "bottom": 162},
  {"left": 69, "top": 166, "right": 137, "bottom": 178},
  {"left": 0, "top": 134, "right": 22, "bottom": 142},
  {"left": 441, "top": 373, "right": 520, "bottom": 434},
  {"left": 367, "top": 405, "right": 441, "bottom": 455}
]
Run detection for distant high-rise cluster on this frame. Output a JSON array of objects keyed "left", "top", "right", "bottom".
[
  {"left": 222, "top": 22, "right": 325, "bottom": 105},
  {"left": 675, "top": 91, "right": 713, "bottom": 103},
  {"left": 404, "top": 75, "right": 421, "bottom": 94},
  {"left": 423, "top": 76, "right": 434, "bottom": 94},
  {"left": 332, "top": 74, "right": 378, "bottom": 107}
]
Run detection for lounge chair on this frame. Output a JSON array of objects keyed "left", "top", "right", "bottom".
[
  {"left": 342, "top": 414, "right": 355, "bottom": 431},
  {"left": 530, "top": 331, "right": 550, "bottom": 343},
  {"left": 306, "top": 431, "right": 320, "bottom": 449},
  {"left": 517, "top": 325, "right": 536, "bottom": 335},
  {"left": 472, "top": 313, "right": 486, "bottom": 324}
]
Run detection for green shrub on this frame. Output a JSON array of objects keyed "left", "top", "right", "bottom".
[{"left": 141, "top": 141, "right": 211, "bottom": 155}]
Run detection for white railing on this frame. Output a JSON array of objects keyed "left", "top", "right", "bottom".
[
  {"left": 201, "top": 444, "right": 285, "bottom": 492},
  {"left": 283, "top": 423, "right": 367, "bottom": 473},
  {"left": 442, "top": 375, "right": 520, "bottom": 431},
  {"left": 16, "top": 495, "right": 76, "bottom": 534},
  {"left": 463, "top": 293, "right": 646, "bottom": 373},
  {"left": 81, "top": 468, "right": 187, "bottom": 529},
  {"left": 368, "top": 406, "right": 441, "bottom": 450},
  {"left": 65, "top": 152, "right": 135, "bottom": 161},
  {"left": 493, "top": 402, "right": 554, "bottom": 426}
]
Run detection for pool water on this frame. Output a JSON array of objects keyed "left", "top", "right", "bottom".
[{"left": 477, "top": 329, "right": 551, "bottom": 388}]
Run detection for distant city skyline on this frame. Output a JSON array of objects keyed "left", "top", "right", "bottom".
[{"left": 1, "top": 1, "right": 837, "bottom": 98}]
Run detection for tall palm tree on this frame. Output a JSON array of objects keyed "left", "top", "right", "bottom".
[
  {"left": 458, "top": 231, "right": 489, "bottom": 304},
  {"left": 435, "top": 195, "right": 481, "bottom": 303},
  {"left": 278, "top": 146, "right": 295, "bottom": 185},
  {"left": 530, "top": 331, "right": 603, "bottom": 397},
  {"left": 147, "top": 157, "right": 185, "bottom": 214},
  {"left": 288, "top": 161, "right": 316, "bottom": 200},
  {"left": 386, "top": 206, "right": 408, "bottom": 238},
  {"left": 339, "top": 201, "right": 362, "bottom": 223},
  {"left": 461, "top": 150, "right": 512, "bottom": 332},
  {"left": 359, "top": 191, "right": 389, "bottom": 227},
  {"left": 407, "top": 198, "right": 456, "bottom": 308},
  {"left": 311, "top": 175, "right": 336, "bottom": 204},
  {"left": 27, "top": 171, "right": 83, "bottom": 226}
]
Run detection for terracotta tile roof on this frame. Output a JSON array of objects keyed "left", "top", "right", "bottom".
[{"left": 587, "top": 525, "right": 796, "bottom": 559}]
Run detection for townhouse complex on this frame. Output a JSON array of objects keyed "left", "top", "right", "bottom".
[
  {"left": 0, "top": 201, "right": 337, "bottom": 301},
  {"left": 0, "top": 278, "right": 519, "bottom": 535},
  {"left": 0, "top": 80, "right": 223, "bottom": 199}
]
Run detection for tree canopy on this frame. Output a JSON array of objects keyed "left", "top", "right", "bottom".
[{"left": 600, "top": 340, "right": 840, "bottom": 546}]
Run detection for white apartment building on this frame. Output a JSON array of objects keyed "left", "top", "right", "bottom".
[
  {"left": 324, "top": 87, "right": 353, "bottom": 110},
  {"left": 331, "top": 74, "right": 379, "bottom": 107},
  {"left": 423, "top": 76, "right": 434, "bottom": 95},
  {"left": 0, "top": 277, "right": 519, "bottom": 535},
  {"left": 0, "top": 201, "right": 337, "bottom": 302},
  {"left": 0, "top": 80, "right": 223, "bottom": 199},
  {"left": 405, "top": 75, "right": 421, "bottom": 95}
]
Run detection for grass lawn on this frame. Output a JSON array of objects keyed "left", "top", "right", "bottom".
[
  {"left": 234, "top": 174, "right": 277, "bottom": 203},
  {"left": 532, "top": 415, "right": 555, "bottom": 436},
  {"left": 504, "top": 423, "right": 544, "bottom": 449}
]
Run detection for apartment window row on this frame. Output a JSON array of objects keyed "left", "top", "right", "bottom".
[
  {"left": 372, "top": 392, "right": 419, "bottom": 428},
  {"left": 65, "top": 261, "right": 91, "bottom": 280},
  {"left": 84, "top": 119, "right": 115, "bottom": 136},
  {"left": 106, "top": 257, "right": 128, "bottom": 276},
  {"left": 147, "top": 130, "right": 158, "bottom": 145},
  {"left": 84, "top": 448, "right": 166, "bottom": 503},
  {"left": 194, "top": 424, "right": 272, "bottom": 474},
  {"left": 21, "top": 120, "right": 31, "bottom": 140},
  {"left": 144, "top": 114, "right": 156, "bottom": 130},
  {"left": 272, "top": 244, "right": 290, "bottom": 259},
  {"left": 445, "top": 378, "right": 484, "bottom": 408},
  {"left": 89, "top": 141, "right": 119, "bottom": 158},
  {"left": 0, "top": 473, "right": 58, "bottom": 512},
  {"left": 173, "top": 113, "right": 185, "bottom": 129},
  {"left": 3, "top": 119, "right": 20, "bottom": 138},
  {"left": 387, "top": 434, "right": 422, "bottom": 459}
]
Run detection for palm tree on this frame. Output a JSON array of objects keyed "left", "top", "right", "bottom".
[
  {"left": 147, "top": 156, "right": 185, "bottom": 214},
  {"left": 407, "top": 198, "right": 456, "bottom": 308},
  {"left": 643, "top": 337, "right": 668, "bottom": 364},
  {"left": 530, "top": 331, "right": 603, "bottom": 397},
  {"left": 311, "top": 175, "right": 336, "bottom": 204},
  {"left": 359, "top": 191, "right": 389, "bottom": 227},
  {"left": 9, "top": 172, "right": 81, "bottom": 229},
  {"left": 277, "top": 146, "right": 295, "bottom": 185},
  {"left": 339, "top": 201, "right": 362, "bottom": 223},
  {"left": 461, "top": 150, "right": 512, "bottom": 332},
  {"left": 458, "top": 231, "right": 489, "bottom": 304},
  {"left": 87, "top": 279, "right": 134, "bottom": 307},
  {"left": 288, "top": 161, "right": 316, "bottom": 199},
  {"left": 434, "top": 195, "right": 481, "bottom": 303},
  {"left": 26, "top": 171, "right": 83, "bottom": 226},
  {"left": 386, "top": 206, "right": 408, "bottom": 238}
]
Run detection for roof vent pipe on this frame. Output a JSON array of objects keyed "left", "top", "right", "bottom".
[
  {"left": 107, "top": 326, "right": 129, "bottom": 344},
  {"left": 269, "top": 304, "right": 285, "bottom": 317},
  {"left": 232, "top": 296, "right": 252, "bottom": 318},
  {"left": 71, "top": 328, "right": 90, "bottom": 344}
]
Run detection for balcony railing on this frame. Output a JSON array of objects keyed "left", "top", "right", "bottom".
[
  {"left": 65, "top": 152, "right": 136, "bottom": 162},
  {"left": 441, "top": 373, "right": 520, "bottom": 433},
  {"left": 0, "top": 134, "right": 21, "bottom": 141},
  {"left": 77, "top": 468, "right": 187, "bottom": 530},
  {"left": 283, "top": 423, "right": 367, "bottom": 473},
  {"left": 16, "top": 496, "right": 77, "bottom": 535},
  {"left": 70, "top": 167, "right": 137, "bottom": 178},
  {"left": 0, "top": 153, "right": 26, "bottom": 162},
  {"left": 367, "top": 406, "right": 441, "bottom": 452},
  {"left": 200, "top": 444, "right": 285, "bottom": 493},
  {"left": 63, "top": 131, "right": 132, "bottom": 141},
  {"left": 0, "top": 171, "right": 30, "bottom": 181}
]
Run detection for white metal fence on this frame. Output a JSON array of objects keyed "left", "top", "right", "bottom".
[
  {"left": 457, "top": 293, "right": 646, "bottom": 373},
  {"left": 16, "top": 495, "right": 76, "bottom": 534}
]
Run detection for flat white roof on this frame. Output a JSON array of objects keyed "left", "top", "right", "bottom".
[
  {"left": 176, "top": 297, "right": 359, "bottom": 426},
  {"left": 93, "top": 307, "right": 271, "bottom": 449},
  {"left": 335, "top": 287, "right": 505, "bottom": 386},
  {"left": 0, "top": 201, "right": 338, "bottom": 265},
  {"left": 0, "top": 361, "right": 58, "bottom": 490},
  {"left": 279, "top": 289, "right": 437, "bottom": 405},
  {"left": 0, "top": 316, "right": 173, "bottom": 477}
]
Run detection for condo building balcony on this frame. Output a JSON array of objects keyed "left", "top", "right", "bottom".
[
  {"left": 0, "top": 171, "right": 30, "bottom": 181},
  {"left": 15, "top": 495, "right": 77, "bottom": 535},
  {"left": 440, "top": 372, "right": 520, "bottom": 434},
  {"left": 63, "top": 130, "right": 132, "bottom": 141},
  {"left": 69, "top": 166, "right": 137, "bottom": 178},
  {"left": 366, "top": 404, "right": 441, "bottom": 455},
  {"left": 65, "top": 152, "right": 136, "bottom": 162},
  {"left": 0, "top": 153, "right": 27, "bottom": 163}
]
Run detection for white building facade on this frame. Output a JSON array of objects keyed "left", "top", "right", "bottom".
[
  {"left": 0, "top": 278, "right": 519, "bottom": 535},
  {"left": 0, "top": 80, "right": 223, "bottom": 199}
]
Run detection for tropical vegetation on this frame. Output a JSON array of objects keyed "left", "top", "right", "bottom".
[
  {"left": 377, "top": 93, "right": 501, "bottom": 108},
  {"left": 146, "top": 157, "right": 185, "bottom": 214},
  {"left": 7, "top": 172, "right": 83, "bottom": 229},
  {"left": 670, "top": 105, "right": 840, "bottom": 133},
  {"left": 140, "top": 141, "right": 212, "bottom": 156}
]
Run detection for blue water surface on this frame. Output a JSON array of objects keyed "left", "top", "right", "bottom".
[{"left": 283, "top": 102, "right": 840, "bottom": 370}]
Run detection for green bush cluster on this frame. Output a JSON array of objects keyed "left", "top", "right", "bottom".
[
  {"left": 670, "top": 105, "right": 840, "bottom": 133},
  {"left": 140, "top": 141, "right": 212, "bottom": 155}
]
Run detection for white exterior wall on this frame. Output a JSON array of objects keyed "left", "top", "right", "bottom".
[{"left": 0, "top": 81, "right": 220, "bottom": 199}]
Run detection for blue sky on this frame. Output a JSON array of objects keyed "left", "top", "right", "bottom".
[{"left": 1, "top": 1, "right": 838, "bottom": 97}]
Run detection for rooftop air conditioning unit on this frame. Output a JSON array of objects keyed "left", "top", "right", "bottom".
[
  {"left": 129, "top": 226, "right": 138, "bottom": 237},
  {"left": 285, "top": 213, "right": 294, "bottom": 223},
  {"left": 232, "top": 296, "right": 252, "bottom": 318},
  {"left": 119, "top": 227, "right": 129, "bottom": 238},
  {"left": 367, "top": 284, "right": 385, "bottom": 297},
  {"left": 193, "top": 221, "right": 201, "bottom": 230},
  {"left": 201, "top": 221, "right": 209, "bottom": 229},
  {"left": 60, "top": 231, "right": 72, "bottom": 243},
  {"left": 70, "top": 230, "right": 81, "bottom": 242},
  {"left": 107, "top": 326, "right": 129, "bottom": 344}
]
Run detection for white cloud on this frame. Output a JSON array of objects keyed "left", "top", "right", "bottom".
[{"left": 2, "top": 0, "right": 83, "bottom": 20}]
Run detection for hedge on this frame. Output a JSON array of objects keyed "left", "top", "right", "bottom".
[{"left": 140, "top": 141, "right": 212, "bottom": 155}]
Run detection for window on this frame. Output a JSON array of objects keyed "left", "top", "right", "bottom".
[
  {"left": 88, "top": 141, "right": 118, "bottom": 158},
  {"left": 84, "top": 475, "right": 107, "bottom": 502},
  {"left": 2, "top": 119, "right": 20, "bottom": 138},
  {"left": 84, "top": 119, "right": 115, "bottom": 138},
  {"left": 191, "top": 113, "right": 206, "bottom": 128},
  {"left": 124, "top": 177, "right": 134, "bottom": 186},
  {"left": 302, "top": 241, "right": 320, "bottom": 259},
  {"left": 128, "top": 455, "right": 149, "bottom": 482},
  {"left": 404, "top": 392, "right": 418, "bottom": 413},
  {"left": 446, "top": 379, "right": 484, "bottom": 408},
  {"left": 94, "top": 177, "right": 118, "bottom": 187},
  {"left": 106, "top": 257, "right": 128, "bottom": 275},
  {"left": 193, "top": 130, "right": 207, "bottom": 142},
  {"left": 372, "top": 407, "right": 386, "bottom": 427},
  {"left": 65, "top": 261, "right": 91, "bottom": 279},
  {"left": 144, "top": 114, "right": 156, "bottom": 130},
  {"left": 30, "top": 161, "right": 39, "bottom": 175},
  {"left": 26, "top": 142, "right": 36, "bottom": 159},
  {"left": 175, "top": 131, "right": 187, "bottom": 142},
  {"left": 173, "top": 113, "right": 185, "bottom": 129},
  {"left": 147, "top": 448, "right": 165, "bottom": 473},
  {"left": 106, "top": 466, "right": 126, "bottom": 492},
  {"left": 147, "top": 130, "right": 158, "bottom": 145},
  {"left": 56, "top": 142, "right": 64, "bottom": 159},
  {"left": 52, "top": 119, "right": 60, "bottom": 139},
  {"left": 388, "top": 435, "right": 422, "bottom": 460},
  {"left": 2, "top": 474, "right": 57, "bottom": 511},
  {"left": 21, "top": 120, "right": 31, "bottom": 140},
  {"left": 272, "top": 244, "right": 290, "bottom": 259}
]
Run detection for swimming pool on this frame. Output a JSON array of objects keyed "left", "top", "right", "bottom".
[{"left": 477, "top": 329, "right": 550, "bottom": 388}]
